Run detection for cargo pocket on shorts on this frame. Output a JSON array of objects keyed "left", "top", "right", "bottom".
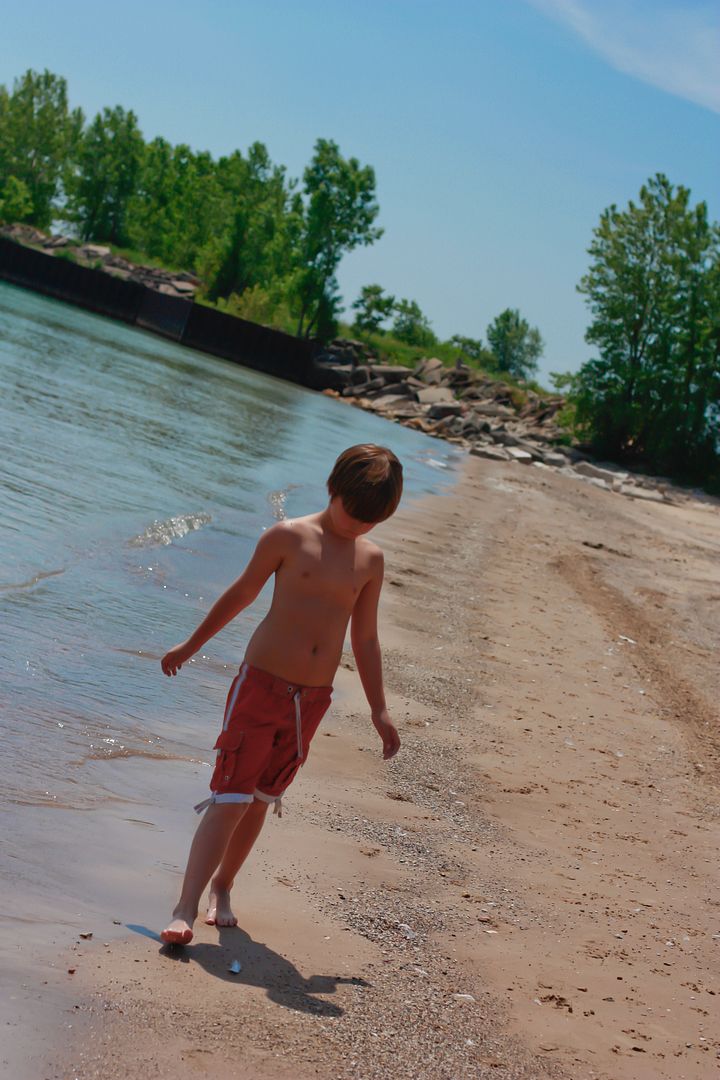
[{"left": 210, "top": 729, "right": 244, "bottom": 793}]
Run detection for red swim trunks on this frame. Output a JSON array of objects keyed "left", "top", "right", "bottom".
[{"left": 193, "top": 662, "right": 333, "bottom": 818}]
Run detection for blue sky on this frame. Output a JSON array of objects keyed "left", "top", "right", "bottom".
[{"left": 2, "top": 0, "right": 719, "bottom": 382}]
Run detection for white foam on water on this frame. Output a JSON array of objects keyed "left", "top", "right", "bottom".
[{"left": 128, "top": 512, "right": 212, "bottom": 548}]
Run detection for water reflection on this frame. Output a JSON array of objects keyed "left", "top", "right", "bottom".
[{"left": 0, "top": 281, "right": 458, "bottom": 813}]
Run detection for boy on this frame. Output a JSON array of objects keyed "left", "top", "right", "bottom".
[{"left": 160, "top": 444, "right": 403, "bottom": 944}]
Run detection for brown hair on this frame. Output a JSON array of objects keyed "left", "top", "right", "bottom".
[{"left": 327, "top": 444, "right": 403, "bottom": 523}]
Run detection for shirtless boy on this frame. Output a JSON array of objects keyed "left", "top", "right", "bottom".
[{"left": 160, "top": 444, "right": 402, "bottom": 944}]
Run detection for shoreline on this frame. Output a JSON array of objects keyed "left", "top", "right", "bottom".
[{"left": 7, "top": 453, "right": 720, "bottom": 1079}]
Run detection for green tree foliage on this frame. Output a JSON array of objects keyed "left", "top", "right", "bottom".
[
  {"left": 125, "top": 138, "right": 231, "bottom": 268},
  {"left": 571, "top": 174, "right": 720, "bottom": 482},
  {"left": 352, "top": 284, "right": 395, "bottom": 334},
  {"left": 205, "top": 143, "right": 297, "bottom": 302},
  {"left": 0, "top": 175, "right": 33, "bottom": 224},
  {"left": 0, "top": 69, "right": 82, "bottom": 229},
  {"left": 293, "top": 139, "right": 382, "bottom": 338},
  {"left": 392, "top": 298, "right": 437, "bottom": 348},
  {"left": 66, "top": 106, "right": 144, "bottom": 245},
  {"left": 450, "top": 334, "right": 496, "bottom": 369},
  {"left": 486, "top": 308, "right": 543, "bottom": 378}
]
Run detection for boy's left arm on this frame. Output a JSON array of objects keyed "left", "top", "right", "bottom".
[{"left": 350, "top": 551, "right": 400, "bottom": 760}]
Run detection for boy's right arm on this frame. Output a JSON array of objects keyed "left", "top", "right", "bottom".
[{"left": 161, "top": 523, "right": 290, "bottom": 676}]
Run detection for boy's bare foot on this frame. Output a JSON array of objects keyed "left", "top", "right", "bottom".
[
  {"left": 205, "top": 879, "right": 238, "bottom": 927},
  {"left": 161, "top": 908, "right": 195, "bottom": 945}
]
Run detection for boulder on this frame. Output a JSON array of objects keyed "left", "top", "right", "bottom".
[
  {"left": 467, "top": 400, "right": 514, "bottom": 417},
  {"left": 619, "top": 485, "right": 665, "bottom": 502},
  {"left": 372, "top": 382, "right": 415, "bottom": 398},
  {"left": 369, "top": 394, "right": 413, "bottom": 412},
  {"left": 462, "top": 416, "right": 492, "bottom": 436},
  {"left": 417, "top": 386, "right": 455, "bottom": 405},
  {"left": 342, "top": 377, "right": 385, "bottom": 397},
  {"left": 490, "top": 430, "right": 522, "bottom": 447},
  {"left": 573, "top": 461, "right": 628, "bottom": 484},
  {"left": 368, "top": 364, "right": 411, "bottom": 384},
  {"left": 506, "top": 447, "right": 534, "bottom": 464},
  {"left": 43, "top": 234, "right": 71, "bottom": 249},
  {"left": 470, "top": 445, "right": 511, "bottom": 461},
  {"left": 427, "top": 402, "right": 464, "bottom": 419},
  {"left": 540, "top": 450, "right": 568, "bottom": 468},
  {"left": 78, "top": 244, "right": 111, "bottom": 259},
  {"left": 413, "top": 357, "right": 445, "bottom": 384}
]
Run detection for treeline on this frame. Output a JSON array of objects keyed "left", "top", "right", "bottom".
[
  {"left": 0, "top": 69, "right": 381, "bottom": 339},
  {"left": 556, "top": 174, "right": 720, "bottom": 489},
  {"left": 0, "top": 68, "right": 545, "bottom": 377}
]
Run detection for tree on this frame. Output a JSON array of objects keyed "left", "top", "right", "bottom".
[
  {"left": 205, "top": 142, "right": 296, "bottom": 300},
  {"left": 0, "top": 69, "right": 82, "bottom": 229},
  {"left": 66, "top": 106, "right": 145, "bottom": 245},
  {"left": 450, "top": 334, "right": 496, "bottom": 369},
  {"left": 571, "top": 174, "right": 720, "bottom": 481},
  {"left": 486, "top": 308, "right": 543, "bottom": 378},
  {"left": 352, "top": 284, "right": 395, "bottom": 334},
  {"left": 294, "top": 139, "right": 382, "bottom": 338},
  {"left": 0, "top": 175, "right": 33, "bottom": 223},
  {"left": 392, "top": 298, "right": 436, "bottom": 348}
]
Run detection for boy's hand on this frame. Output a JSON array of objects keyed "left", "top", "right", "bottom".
[
  {"left": 161, "top": 641, "right": 195, "bottom": 677},
  {"left": 372, "top": 708, "right": 400, "bottom": 760}
]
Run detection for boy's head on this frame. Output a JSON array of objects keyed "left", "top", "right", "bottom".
[{"left": 327, "top": 444, "right": 403, "bottom": 528}]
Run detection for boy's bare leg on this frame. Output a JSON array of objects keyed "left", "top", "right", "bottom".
[
  {"left": 161, "top": 802, "right": 250, "bottom": 944},
  {"left": 206, "top": 798, "right": 270, "bottom": 926}
]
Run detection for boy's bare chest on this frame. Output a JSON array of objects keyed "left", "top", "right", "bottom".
[{"left": 281, "top": 544, "right": 368, "bottom": 605}]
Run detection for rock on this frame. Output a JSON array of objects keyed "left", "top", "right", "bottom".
[
  {"left": 491, "top": 430, "right": 522, "bottom": 447},
  {"left": 540, "top": 450, "right": 568, "bottom": 467},
  {"left": 573, "top": 460, "right": 628, "bottom": 483},
  {"left": 78, "top": 244, "right": 111, "bottom": 259},
  {"left": 413, "top": 357, "right": 445, "bottom": 384},
  {"left": 427, "top": 402, "right": 463, "bottom": 419},
  {"left": 466, "top": 400, "right": 514, "bottom": 417},
  {"left": 552, "top": 444, "right": 592, "bottom": 463},
  {"left": 470, "top": 445, "right": 510, "bottom": 461},
  {"left": 372, "top": 382, "right": 416, "bottom": 399},
  {"left": 506, "top": 447, "right": 534, "bottom": 464},
  {"left": 368, "top": 364, "right": 411, "bottom": 384},
  {"left": 513, "top": 440, "right": 545, "bottom": 461},
  {"left": 169, "top": 279, "right": 195, "bottom": 294},
  {"left": 619, "top": 485, "right": 665, "bottom": 502},
  {"left": 417, "top": 387, "right": 455, "bottom": 405},
  {"left": 43, "top": 234, "right": 71, "bottom": 249},
  {"left": 369, "top": 394, "right": 413, "bottom": 412},
  {"left": 342, "top": 377, "right": 385, "bottom": 397},
  {"left": 452, "top": 993, "right": 476, "bottom": 1003}
]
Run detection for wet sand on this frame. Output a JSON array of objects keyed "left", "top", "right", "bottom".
[{"left": 4, "top": 455, "right": 720, "bottom": 1079}]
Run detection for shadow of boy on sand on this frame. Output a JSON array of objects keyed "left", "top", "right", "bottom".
[{"left": 159, "top": 925, "right": 370, "bottom": 1016}]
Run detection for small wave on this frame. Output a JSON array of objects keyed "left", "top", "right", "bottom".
[
  {"left": 0, "top": 567, "right": 65, "bottom": 592},
  {"left": 128, "top": 512, "right": 212, "bottom": 548},
  {"left": 267, "top": 485, "right": 298, "bottom": 521}
]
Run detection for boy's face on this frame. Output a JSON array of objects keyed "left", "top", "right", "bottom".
[{"left": 328, "top": 496, "right": 380, "bottom": 539}]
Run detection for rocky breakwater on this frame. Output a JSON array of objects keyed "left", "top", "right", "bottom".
[
  {"left": 318, "top": 341, "right": 680, "bottom": 505},
  {"left": 0, "top": 224, "right": 199, "bottom": 300}
]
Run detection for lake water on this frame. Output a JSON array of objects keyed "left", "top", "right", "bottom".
[{"left": 0, "top": 281, "right": 457, "bottom": 817}]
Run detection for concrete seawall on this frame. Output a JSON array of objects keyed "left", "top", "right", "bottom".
[{"left": 0, "top": 238, "right": 318, "bottom": 386}]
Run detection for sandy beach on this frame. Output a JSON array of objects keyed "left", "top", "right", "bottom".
[{"left": 6, "top": 453, "right": 720, "bottom": 1080}]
